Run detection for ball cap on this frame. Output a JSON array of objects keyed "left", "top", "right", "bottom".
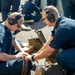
[{"left": 8, "top": 12, "right": 26, "bottom": 29}]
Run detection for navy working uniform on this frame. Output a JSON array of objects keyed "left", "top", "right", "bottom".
[
  {"left": 35, "top": 0, "right": 41, "bottom": 7},
  {"left": 0, "top": 24, "right": 32, "bottom": 75},
  {"left": 50, "top": 16, "right": 75, "bottom": 72},
  {"left": 0, "top": 0, "right": 1, "bottom": 12},
  {"left": 22, "top": 0, "right": 40, "bottom": 22},
  {"left": 47, "top": 0, "right": 57, "bottom": 6},
  {"left": 61, "top": 0, "right": 75, "bottom": 19},
  {"left": 1, "top": 0, "right": 20, "bottom": 21}
]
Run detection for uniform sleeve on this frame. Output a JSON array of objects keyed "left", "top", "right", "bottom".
[
  {"left": 33, "top": 3, "right": 40, "bottom": 14},
  {"left": 49, "top": 28, "right": 72, "bottom": 50},
  {"left": 12, "top": 33, "right": 15, "bottom": 41},
  {"left": 0, "top": 34, "right": 5, "bottom": 52}
]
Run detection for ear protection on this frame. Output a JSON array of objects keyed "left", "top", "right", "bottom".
[
  {"left": 44, "top": 8, "right": 55, "bottom": 23},
  {"left": 8, "top": 14, "right": 22, "bottom": 25}
]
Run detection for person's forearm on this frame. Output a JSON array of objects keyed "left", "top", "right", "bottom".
[
  {"left": 33, "top": 45, "right": 56, "bottom": 61},
  {"left": 37, "top": 36, "right": 53, "bottom": 54},
  {"left": 34, "top": 50, "right": 48, "bottom": 60},
  {"left": 13, "top": 39, "right": 24, "bottom": 52},
  {"left": 0, "top": 53, "right": 17, "bottom": 61}
]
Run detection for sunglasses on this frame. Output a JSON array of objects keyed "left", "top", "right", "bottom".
[{"left": 17, "top": 23, "right": 22, "bottom": 28}]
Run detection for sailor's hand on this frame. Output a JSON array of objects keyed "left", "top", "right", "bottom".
[
  {"left": 25, "top": 54, "right": 32, "bottom": 61},
  {"left": 15, "top": 52, "right": 28, "bottom": 59}
]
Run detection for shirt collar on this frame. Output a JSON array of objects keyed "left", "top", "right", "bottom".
[{"left": 54, "top": 15, "right": 64, "bottom": 29}]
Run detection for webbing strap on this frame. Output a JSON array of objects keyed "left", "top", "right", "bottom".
[{"left": 21, "top": 58, "right": 28, "bottom": 75}]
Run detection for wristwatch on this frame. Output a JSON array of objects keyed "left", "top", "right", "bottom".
[{"left": 31, "top": 55, "right": 35, "bottom": 61}]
